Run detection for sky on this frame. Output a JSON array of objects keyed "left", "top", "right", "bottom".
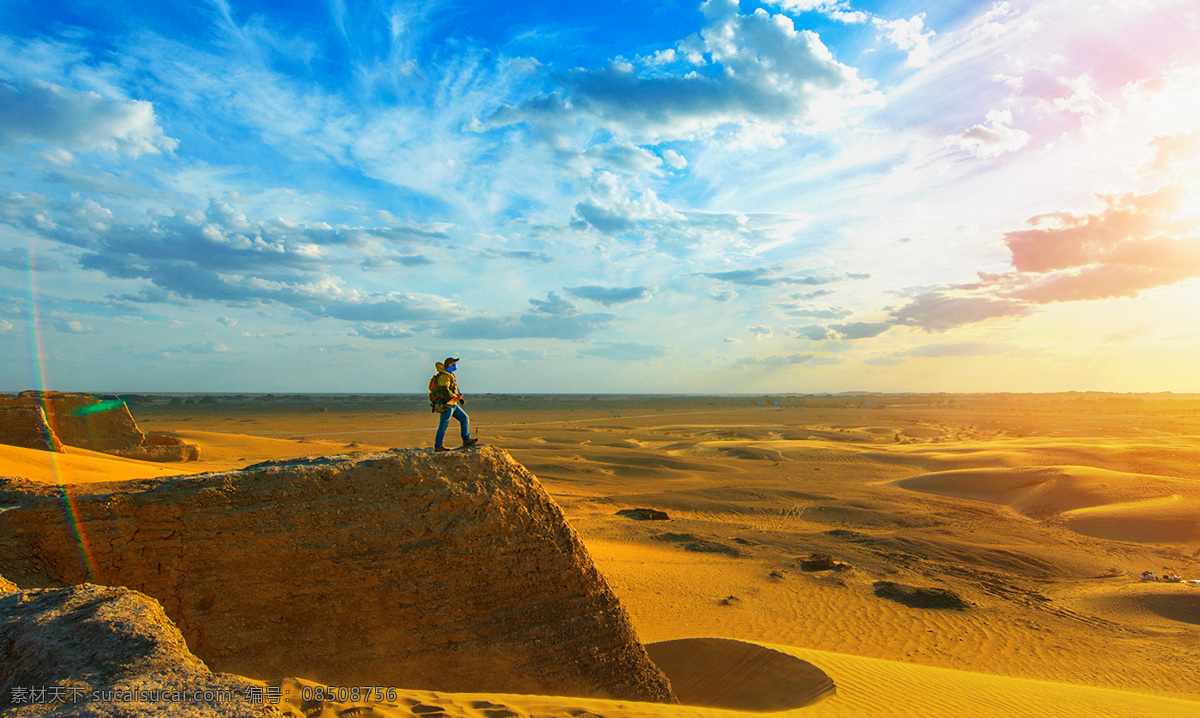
[{"left": 1, "top": 0, "right": 1198, "bottom": 394}]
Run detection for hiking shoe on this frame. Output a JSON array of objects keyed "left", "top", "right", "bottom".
[
  {"left": 462, "top": 437, "right": 479, "bottom": 447},
  {"left": 434, "top": 445, "right": 450, "bottom": 452}
]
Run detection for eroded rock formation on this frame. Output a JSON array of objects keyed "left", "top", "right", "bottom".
[
  {"left": 10, "top": 391, "right": 145, "bottom": 452},
  {"left": 0, "top": 577, "right": 260, "bottom": 717},
  {"left": 0, "top": 406, "right": 62, "bottom": 452},
  {"left": 0, "top": 446, "right": 675, "bottom": 703},
  {"left": 0, "top": 392, "right": 198, "bottom": 462}
]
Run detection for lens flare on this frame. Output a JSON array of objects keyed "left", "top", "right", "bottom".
[{"left": 27, "top": 245, "right": 99, "bottom": 583}]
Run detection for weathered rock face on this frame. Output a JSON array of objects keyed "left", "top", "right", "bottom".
[
  {"left": 12, "top": 391, "right": 145, "bottom": 452},
  {"left": 0, "top": 446, "right": 676, "bottom": 703},
  {"left": 0, "top": 578, "right": 260, "bottom": 717},
  {"left": 0, "top": 392, "right": 198, "bottom": 462},
  {"left": 109, "top": 435, "right": 201, "bottom": 462},
  {"left": 0, "top": 406, "right": 62, "bottom": 452}
]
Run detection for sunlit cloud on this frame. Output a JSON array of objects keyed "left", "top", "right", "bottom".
[{"left": 0, "top": 79, "right": 177, "bottom": 157}]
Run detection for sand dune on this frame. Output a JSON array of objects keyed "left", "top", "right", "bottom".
[
  {"left": 0, "top": 442, "right": 189, "bottom": 484},
  {"left": 896, "top": 465, "right": 1200, "bottom": 546},
  {"left": 644, "top": 638, "right": 835, "bottom": 710},
  {"left": 256, "top": 645, "right": 1200, "bottom": 718},
  {"left": 5, "top": 394, "right": 1200, "bottom": 716},
  {"left": 1060, "top": 496, "right": 1200, "bottom": 544}
]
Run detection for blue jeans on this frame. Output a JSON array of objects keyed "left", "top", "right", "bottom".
[{"left": 435, "top": 404, "right": 471, "bottom": 447}]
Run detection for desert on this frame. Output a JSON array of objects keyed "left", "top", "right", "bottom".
[{"left": 2, "top": 391, "right": 1199, "bottom": 717}]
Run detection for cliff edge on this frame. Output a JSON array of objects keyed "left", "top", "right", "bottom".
[{"left": 0, "top": 445, "right": 675, "bottom": 703}]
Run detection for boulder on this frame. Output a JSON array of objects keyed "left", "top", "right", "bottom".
[
  {"left": 0, "top": 406, "right": 62, "bottom": 452},
  {"left": 616, "top": 508, "right": 669, "bottom": 521},
  {"left": 0, "top": 578, "right": 259, "bottom": 717},
  {"left": 0, "top": 446, "right": 675, "bottom": 703},
  {"left": 872, "top": 581, "right": 969, "bottom": 610}
]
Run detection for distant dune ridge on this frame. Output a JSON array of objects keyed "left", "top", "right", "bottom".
[
  {"left": 0, "top": 445, "right": 676, "bottom": 703},
  {"left": 0, "top": 392, "right": 199, "bottom": 462},
  {"left": 897, "top": 465, "right": 1200, "bottom": 546}
]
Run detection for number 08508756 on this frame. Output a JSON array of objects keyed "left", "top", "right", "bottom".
[{"left": 301, "top": 685, "right": 398, "bottom": 703}]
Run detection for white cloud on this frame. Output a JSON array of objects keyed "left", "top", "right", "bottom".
[
  {"left": 749, "top": 325, "right": 774, "bottom": 341},
  {"left": 662, "top": 149, "right": 688, "bottom": 170},
  {"left": 873, "top": 14, "right": 935, "bottom": 68},
  {"left": 572, "top": 172, "right": 685, "bottom": 235},
  {"left": 0, "top": 319, "right": 12, "bottom": 333},
  {"left": 950, "top": 109, "right": 1030, "bottom": 157},
  {"left": 487, "top": 0, "right": 881, "bottom": 145},
  {"left": 0, "top": 79, "right": 177, "bottom": 157},
  {"left": 1051, "top": 74, "right": 1118, "bottom": 132},
  {"left": 52, "top": 318, "right": 95, "bottom": 334}
]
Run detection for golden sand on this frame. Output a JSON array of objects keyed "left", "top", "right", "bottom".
[{"left": 5, "top": 394, "right": 1199, "bottom": 716}]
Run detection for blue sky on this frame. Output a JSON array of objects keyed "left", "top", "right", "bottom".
[{"left": 2, "top": 0, "right": 1199, "bottom": 393}]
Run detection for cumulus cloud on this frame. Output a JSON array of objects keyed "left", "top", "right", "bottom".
[
  {"left": 1003, "top": 186, "right": 1193, "bottom": 274},
  {"left": 1147, "top": 128, "right": 1200, "bottom": 173},
  {"left": 0, "top": 79, "right": 178, "bottom": 157},
  {"left": 486, "top": 0, "right": 880, "bottom": 145},
  {"left": 951, "top": 109, "right": 1030, "bottom": 158},
  {"left": 528, "top": 291, "right": 580, "bottom": 315},
  {"left": 749, "top": 325, "right": 774, "bottom": 341},
  {"left": 566, "top": 285, "right": 654, "bottom": 306},
  {"left": 795, "top": 320, "right": 891, "bottom": 340},
  {"left": 0, "top": 319, "right": 12, "bottom": 333},
  {"left": 1051, "top": 74, "right": 1118, "bottom": 131},
  {"left": 888, "top": 293, "right": 1031, "bottom": 332},
  {"left": 879, "top": 183, "right": 1200, "bottom": 334},
  {"left": 0, "top": 192, "right": 459, "bottom": 324},
  {"left": 873, "top": 14, "right": 935, "bottom": 67},
  {"left": 51, "top": 318, "right": 94, "bottom": 334},
  {"left": 764, "top": 2, "right": 932, "bottom": 63},
  {"left": 572, "top": 173, "right": 684, "bottom": 235},
  {"left": 662, "top": 149, "right": 688, "bottom": 169}
]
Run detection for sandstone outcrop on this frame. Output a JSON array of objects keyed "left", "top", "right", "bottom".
[
  {"left": 0, "top": 577, "right": 260, "bottom": 717},
  {"left": 109, "top": 435, "right": 201, "bottom": 462},
  {"left": 0, "top": 392, "right": 198, "bottom": 462},
  {"left": 0, "top": 406, "right": 61, "bottom": 452},
  {"left": 9, "top": 391, "right": 145, "bottom": 452},
  {"left": 0, "top": 446, "right": 676, "bottom": 703}
]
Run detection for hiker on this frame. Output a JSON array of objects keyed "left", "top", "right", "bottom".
[{"left": 430, "top": 357, "right": 479, "bottom": 452}]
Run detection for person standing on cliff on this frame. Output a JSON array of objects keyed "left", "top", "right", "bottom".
[{"left": 430, "top": 357, "right": 479, "bottom": 452}]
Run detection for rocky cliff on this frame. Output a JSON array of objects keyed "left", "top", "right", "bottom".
[
  {"left": 0, "top": 578, "right": 261, "bottom": 717},
  {"left": 0, "top": 392, "right": 197, "bottom": 462},
  {"left": 0, "top": 446, "right": 675, "bottom": 703},
  {"left": 0, "top": 407, "right": 61, "bottom": 452}
]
